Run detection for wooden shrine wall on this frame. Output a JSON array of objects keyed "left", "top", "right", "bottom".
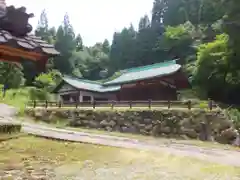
[{"left": 119, "top": 81, "right": 177, "bottom": 101}]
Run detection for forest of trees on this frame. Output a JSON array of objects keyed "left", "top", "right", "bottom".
[{"left": 1, "top": 0, "right": 240, "bottom": 104}]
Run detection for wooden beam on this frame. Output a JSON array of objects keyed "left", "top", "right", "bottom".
[
  {"left": 0, "top": 45, "right": 43, "bottom": 60},
  {"left": 0, "top": 49, "right": 38, "bottom": 60}
]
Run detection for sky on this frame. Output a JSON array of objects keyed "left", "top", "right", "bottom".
[{"left": 7, "top": 0, "right": 153, "bottom": 46}]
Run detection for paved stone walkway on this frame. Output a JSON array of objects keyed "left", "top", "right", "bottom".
[{"left": 1, "top": 104, "right": 240, "bottom": 167}]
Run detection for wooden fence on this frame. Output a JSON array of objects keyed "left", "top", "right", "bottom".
[{"left": 26, "top": 100, "right": 217, "bottom": 110}]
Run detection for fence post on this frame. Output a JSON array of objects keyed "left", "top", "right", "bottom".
[
  {"left": 168, "top": 100, "right": 171, "bottom": 109},
  {"left": 75, "top": 101, "right": 79, "bottom": 109},
  {"left": 33, "top": 100, "right": 36, "bottom": 108},
  {"left": 208, "top": 98, "right": 213, "bottom": 111},
  {"left": 148, "top": 99, "right": 151, "bottom": 109},
  {"left": 111, "top": 100, "right": 114, "bottom": 109},
  {"left": 45, "top": 100, "right": 48, "bottom": 108},
  {"left": 129, "top": 101, "right": 132, "bottom": 109},
  {"left": 58, "top": 101, "right": 62, "bottom": 108},
  {"left": 187, "top": 100, "right": 192, "bottom": 110},
  {"left": 93, "top": 100, "right": 96, "bottom": 109}
]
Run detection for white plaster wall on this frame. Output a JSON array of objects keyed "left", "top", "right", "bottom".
[
  {"left": 80, "top": 91, "right": 117, "bottom": 102},
  {"left": 56, "top": 83, "right": 78, "bottom": 102},
  {"left": 56, "top": 83, "right": 117, "bottom": 102}
]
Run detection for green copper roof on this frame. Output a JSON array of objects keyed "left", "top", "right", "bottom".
[
  {"left": 57, "top": 60, "right": 182, "bottom": 93},
  {"left": 104, "top": 60, "right": 181, "bottom": 86},
  {"left": 62, "top": 75, "right": 121, "bottom": 93}
]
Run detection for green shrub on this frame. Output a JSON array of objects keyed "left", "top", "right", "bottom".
[
  {"left": 0, "top": 85, "right": 56, "bottom": 116},
  {"left": 0, "top": 88, "right": 30, "bottom": 113},
  {"left": 225, "top": 108, "right": 240, "bottom": 132},
  {"left": 29, "top": 87, "right": 49, "bottom": 100},
  {"left": 198, "top": 101, "right": 209, "bottom": 109}
]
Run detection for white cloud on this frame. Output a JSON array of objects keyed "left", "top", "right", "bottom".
[{"left": 7, "top": 0, "right": 153, "bottom": 46}]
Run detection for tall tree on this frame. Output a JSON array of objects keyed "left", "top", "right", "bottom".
[
  {"left": 151, "top": 0, "right": 166, "bottom": 28},
  {"left": 162, "top": 0, "right": 224, "bottom": 27},
  {"left": 136, "top": 19, "right": 157, "bottom": 66},
  {"left": 109, "top": 25, "right": 137, "bottom": 72},
  {"left": 223, "top": 0, "right": 240, "bottom": 69},
  {"left": 138, "top": 15, "right": 150, "bottom": 31},
  {"left": 72, "top": 42, "right": 110, "bottom": 80},
  {"left": 193, "top": 34, "right": 234, "bottom": 101},
  {"left": 53, "top": 14, "right": 77, "bottom": 74},
  {"left": 75, "top": 34, "right": 83, "bottom": 52},
  {"left": 102, "top": 39, "right": 110, "bottom": 54},
  {"left": 35, "top": 9, "right": 51, "bottom": 43},
  {"left": 155, "top": 22, "right": 195, "bottom": 64}
]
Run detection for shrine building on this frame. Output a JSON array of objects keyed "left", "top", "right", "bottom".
[
  {"left": 53, "top": 60, "right": 190, "bottom": 102},
  {"left": 0, "top": 4, "right": 59, "bottom": 71}
]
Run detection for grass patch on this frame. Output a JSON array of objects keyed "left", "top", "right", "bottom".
[
  {"left": 0, "top": 132, "right": 25, "bottom": 142},
  {"left": 0, "top": 88, "right": 30, "bottom": 116},
  {"left": 0, "top": 136, "right": 239, "bottom": 179},
  {"left": 0, "top": 87, "right": 56, "bottom": 116}
]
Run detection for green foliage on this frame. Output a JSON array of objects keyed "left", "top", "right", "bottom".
[
  {"left": 162, "top": 0, "right": 225, "bottom": 26},
  {"left": 0, "top": 87, "right": 30, "bottom": 114},
  {"left": 198, "top": 102, "right": 209, "bottom": 109},
  {"left": 164, "top": 25, "right": 190, "bottom": 39},
  {"left": 156, "top": 22, "right": 194, "bottom": 63},
  {"left": 193, "top": 34, "right": 231, "bottom": 98},
  {"left": 34, "top": 70, "right": 62, "bottom": 90},
  {"left": 32, "top": 70, "right": 60, "bottom": 102},
  {"left": 29, "top": 87, "right": 50, "bottom": 101},
  {"left": 0, "top": 86, "right": 55, "bottom": 115},
  {"left": 225, "top": 108, "right": 240, "bottom": 132},
  {"left": 72, "top": 45, "right": 110, "bottom": 80},
  {"left": 35, "top": 73, "right": 55, "bottom": 88},
  {"left": 0, "top": 63, "right": 25, "bottom": 89}
]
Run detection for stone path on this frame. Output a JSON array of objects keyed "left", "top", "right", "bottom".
[{"left": 1, "top": 104, "right": 240, "bottom": 167}]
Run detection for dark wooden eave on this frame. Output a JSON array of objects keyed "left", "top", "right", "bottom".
[
  {"left": 0, "top": 30, "right": 59, "bottom": 56},
  {"left": 0, "top": 5, "right": 59, "bottom": 56}
]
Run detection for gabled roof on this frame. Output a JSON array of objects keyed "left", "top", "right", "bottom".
[
  {"left": 54, "top": 60, "right": 186, "bottom": 93},
  {"left": 61, "top": 75, "right": 121, "bottom": 93},
  {"left": 104, "top": 60, "right": 181, "bottom": 86}
]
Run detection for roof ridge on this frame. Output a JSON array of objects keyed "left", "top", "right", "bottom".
[
  {"left": 121, "top": 59, "right": 178, "bottom": 73},
  {"left": 63, "top": 75, "right": 102, "bottom": 85}
]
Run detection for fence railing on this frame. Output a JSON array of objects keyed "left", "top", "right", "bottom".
[{"left": 26, "top": 100, "right": 217, "bottom": 110}]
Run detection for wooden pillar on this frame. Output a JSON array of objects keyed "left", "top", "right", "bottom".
[
  {"left": 70, "top": 93, "right": 74, "bottom": 102},
  {"left": 116, "top": 91, "right": 121, "bottom": 101},
  {"left": 36, "top": 56, "right": 48, "bottom": 72},
  {"left": 79, "top": 91, "right": 83, "bottom": 102},
  {"left": 91, "top": 96, "right": 94, "bottom": 103},
  {"left": 58, "top": 94, "right": 63, "bottom": 102}
]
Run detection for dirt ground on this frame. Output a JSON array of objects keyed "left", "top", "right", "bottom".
[
  {"left": 1, "top": 103, "right": 240, "bottom": 179},
  {"left": 0, "top": 136, "right": 240, "bottom": 180}
]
